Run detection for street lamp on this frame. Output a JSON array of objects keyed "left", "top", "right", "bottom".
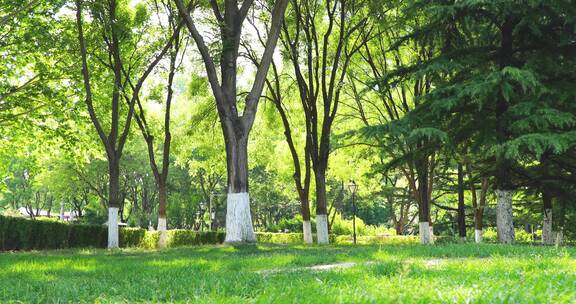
[{"left": 348, "top": 180, "right": 358, "bottom": 245}]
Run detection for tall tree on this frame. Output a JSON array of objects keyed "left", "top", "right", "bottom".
[
  {"left": 130, "top": 0, "right": 184, "bottom": 248},
  {"left": 75, "top": 0, "right": 176, "bottom": 248},
  {"left": 279, "top": 0, "right": 369, "bottom": 243},
  {"left": 349, "top": 2, "right": 440, "bottom": 244},
  {"left": 242, "top": 3, "right": 313, "bottom": 243},
  {"left": 174, "top": 0, "right": 289, "bottom": 243},
  {"left": 390, "top": 0, "right": 576, "bottom": 243}
]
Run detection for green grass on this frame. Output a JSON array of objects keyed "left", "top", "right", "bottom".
[{"left": 1, "top": 243, "right": 575, "bottom": 303}]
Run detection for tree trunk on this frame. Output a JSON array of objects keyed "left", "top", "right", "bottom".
[
  {"left": 495, "top": 189, "right": 514, "bottom": 244},
  {"left": 300, "top": 195, "right": 313, "bottom": 244},
  {"left": 556, "top": 199, "right": 566, "bottom": 246},
  {"left": 107, "top": 157, "right": 121, "bottom": 249},
  {"left": 417, "top": 158, "right": 431, "bottom": 244},
  {"left": 457, "top": 164, "right": 466, "bottom": 240},
  {"left": 542, "top": 191, "right": 553, "bottom": 245},
  {"left": 395, "top": 222, "right": 403, "bottom": 236},
  {"left": 315, "top": 169, "right": 329, "bottom": 244},
  {"left": 474, "top": 207, "right": 484, "bottom": 243},
  {"left": 59, "top": 202, "right": 65, "bottom": 221},
  {"left": 223, "top": 136, "right": 256, "bottom": 243},
  {"left": 494, "top": 17, "right": 515, "bottom": 245},
  {"left": 157, "top": 181, "right": 168, "bottom": 248}
]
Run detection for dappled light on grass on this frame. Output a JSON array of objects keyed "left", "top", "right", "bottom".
[{"left": 1, "top": 244, "right": 575, "bottom": 303}]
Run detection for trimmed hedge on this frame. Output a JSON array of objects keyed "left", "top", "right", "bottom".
[
  {"left": 0, "top": 216, "right": 231, "bottom": 251},
  {"left": 256, "top": 232, "right": 336, "bottom": 244},
  {"left": 0, "top": 215, "right": 107, "bottom": 250},
  {"left": 2, "top": 215, "right": 434, "bottom": 250}
]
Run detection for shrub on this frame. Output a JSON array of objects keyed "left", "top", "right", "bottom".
[
  {"left": 256, "top": 232, "right": 337, "bottom": 244},
  {"left": 256, "top": 232, "right": 303, "bottom": 244},
  {"left": 483, "top": 227, "right": 498, "bottom": 242},
  {"left": 120, "top": 228, "right": 147, "bottom": 248},
  {"left": 163, "top": 230, "right": 226, "bottom": 248},
  {"left": 334, "top": 235, "right": 419, "bottom": 245}
]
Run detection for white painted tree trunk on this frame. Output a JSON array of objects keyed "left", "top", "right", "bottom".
[
  {"left": 157, "top": 216, "right": 167, "bottom": 248},
  {"left": 542, "top": 208, "right": 553, "bottom": 245},
  {"left": 60, "top": 202, "right": 65, "bottom": 221},
  {"left": 224, "top": 192, "right": 256, "bottom": 243},
  {"left": 475, "top": 229, "right": 483, "bottom": 243},
  {"left": 429, "top": 225, "right": 435, "bottom": 244},
  {"left": 555, "top": 230, "right": 564, "bottom": 246},
  {"left": 419, "top": 222, "right": 432, "bottom": 244},
  {"left": 302, "top": 220, "right": 313, "bottom": 244},
  {"left": 108, "top": 207, "right": 119, "bottom": 249},
  {"left": 316, "top": 214, "right": 329, "bottom": 244},
  {"left": 496, "top": 190, "right": 515, "bottom": 244}
]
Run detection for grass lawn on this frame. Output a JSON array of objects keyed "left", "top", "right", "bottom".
[{"left": 1, "top": 243, "right": 575, "bottom": 303}]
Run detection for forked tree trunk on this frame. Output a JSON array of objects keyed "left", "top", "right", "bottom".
[
  {"left": 542, "top": 191, "right": 553, "bottom": 245},
  {"left": 223, "top": 136, "right": 256, "bottom": 243},
  {"left": 174, "top": 0, "right": 289, "bottom": 244}
]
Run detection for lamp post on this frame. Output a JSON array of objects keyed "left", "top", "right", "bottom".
[{"left": 348, "top": 180, "right": 358, "bottom": 245}]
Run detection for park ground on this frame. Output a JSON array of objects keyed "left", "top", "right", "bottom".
[{"left": 1, "top": 243, "right": 575, "bottom": 303}]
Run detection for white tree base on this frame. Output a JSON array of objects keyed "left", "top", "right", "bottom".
[
  {"left": 316, "top": 214, "right": 329, "bottom": 244},
  {"left": 475, "top": 229, "right": 483, "bottom": 243},
  {"left": 158, "top": 217, "right": 167, "bottom": 248},
  {"left": 419, "top": 222, "right": 432, "bottom": 244},
  {"left": 224, "top": 192, "right": 256, "bottom": 243},
  {"left": 556, "top": 230, "right": 564, "bottom": 246},
  {"left": 108, "top": 207, "right": 119, "bottom": 249},
  {"left": 303, "top": 220, "right": 313, "bottom": 244},
  {"left": 496, "top": 190, "right": 515, "bottom": 244},
  {"left": 542, "top": 208, "right": 553, "bottom": 245}
]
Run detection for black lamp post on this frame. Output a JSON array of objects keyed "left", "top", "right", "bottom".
[{"left": 348, "top": 180, "right": 358, "bottom": 245}]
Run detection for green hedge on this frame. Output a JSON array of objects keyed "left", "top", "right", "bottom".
[
  {"left": 2, "top": 215, "right": 431, "bottom": 251},
  {"left": 255, "top": 232, "right": 336, "bottom": 244},
  {"left": 0, "top": 215, "right": 229, "bottom": 251},
  {"left": 0, "top": 215, "right": 107, "bottom": 250}
]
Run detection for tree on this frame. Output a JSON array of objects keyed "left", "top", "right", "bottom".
[
  {"left": 387, "top": 0, "right": 576, "bottom": 243},
  {"left": 241, "top": 3, "right": 313, "bottom": 243},
  {"left": 348, "top": 1, "right": 441, "bottom": 243},
  {"left": 278, "top": 0, "right": 369, "bottom": 243},
  {"left": 75, "top": 0, "right": 177, "bottom": 248},
  {"left": 174, "top": 0, "right": 289, "bottom": 243},
  {"left": 130, "top": 0, "right": 184, "bottom": 248}
]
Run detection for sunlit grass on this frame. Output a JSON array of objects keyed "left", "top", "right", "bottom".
[{"left": 1, "top": 243, "right": 575, "bottom": 303}]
